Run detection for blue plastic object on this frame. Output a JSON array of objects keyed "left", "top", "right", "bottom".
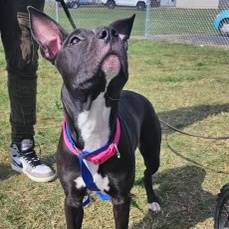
[{"left": 213, "top": 10, "right": 229, "bottom": 31}]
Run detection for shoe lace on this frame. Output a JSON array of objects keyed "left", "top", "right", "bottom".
[{"left": 22, "top": 149, "right": 41, "bottom": 167}]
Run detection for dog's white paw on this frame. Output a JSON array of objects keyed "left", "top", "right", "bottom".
[{"left": 148, "top": 202, "right": 161, "bottom": 213}]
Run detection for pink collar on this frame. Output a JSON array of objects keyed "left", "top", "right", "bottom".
[{"left": 63, "top": 117, "right": 121, "bottom": 165}]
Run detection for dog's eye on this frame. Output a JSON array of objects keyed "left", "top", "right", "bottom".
[{"left": 69, "top": 36, "right": 81, "bottom": 45}]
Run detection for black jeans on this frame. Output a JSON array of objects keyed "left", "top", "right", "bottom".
[{"left": 0, "top": 0, "right": 45, "bottom": 142}]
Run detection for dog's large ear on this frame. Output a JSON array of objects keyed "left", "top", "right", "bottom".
[
  {"left": 27, "top": 6, "right": 67, "bottom": 62},
  {"left": 110, "top": 14, "right": 135, "bottom": 40}
]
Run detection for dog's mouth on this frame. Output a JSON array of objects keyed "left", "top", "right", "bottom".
[{"left": 101, "top": 53, "right": 121, "bottom": 78}]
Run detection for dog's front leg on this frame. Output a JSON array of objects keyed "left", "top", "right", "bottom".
[
  {"left": 112, "top": 195, "right": 131, "bottom": 229},
  {"left": 64, "top": 196, "right": 84, "bottom": 229}
]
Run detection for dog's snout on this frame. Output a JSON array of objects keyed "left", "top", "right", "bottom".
[{"left": 97, "top": 28, "right": 118, "bottom": 42}]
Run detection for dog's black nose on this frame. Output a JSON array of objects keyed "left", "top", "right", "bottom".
[
  {"left": 98, "top": 28, "right": 109, "bottom": 40},
  {"left": 97, "top": 28, "right": 118, "bottom": 41}
]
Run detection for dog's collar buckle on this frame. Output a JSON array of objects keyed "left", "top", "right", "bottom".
[{"left": 114, "top": 144, "right": 121, "bottom": 158}]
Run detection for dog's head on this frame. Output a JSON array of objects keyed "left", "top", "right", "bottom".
[{"left": 28, "top": 7, "right": 135, "bottom": 98}]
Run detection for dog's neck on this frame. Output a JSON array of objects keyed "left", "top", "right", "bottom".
[{"left": 62, "top": 75, "right": 120, "bottom": 152}]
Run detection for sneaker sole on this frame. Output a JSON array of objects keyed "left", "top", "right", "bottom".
[{"left": 11, "top": 163, "right": 56, "bottom": 183}]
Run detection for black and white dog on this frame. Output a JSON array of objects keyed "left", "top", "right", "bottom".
[{"left": 28, "top": 7, "right": 161, "bottom": 229}]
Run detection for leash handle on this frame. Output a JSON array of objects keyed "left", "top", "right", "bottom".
[{"left": 56, "top": 0, "right": 76, "bottom": 29}]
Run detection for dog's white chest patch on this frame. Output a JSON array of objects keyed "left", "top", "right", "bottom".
[
  {"left": 85, "top": 161, "right": 110, "bottom": 192},
  {"left": 77, "top": 92, "right": 112, "bottom": 192},
  {"left": 74, "top": 161, "right": 110, "bottom": 192},
  {"left": 74, "top": 176, "right": 86, "bottom": 189},
  {"left": 75, "top": 62, "right": 119, "bottom": 192},
  {"left": 74, "top": 165, "right": 110, "bottom": 192},
  {"left": 77, "top": 93, "right": 111, "bottom": 152}
]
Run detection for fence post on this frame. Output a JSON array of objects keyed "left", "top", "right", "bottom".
[
  {"left": 144, "top": 2, "right": 150, "bottom": 39},
  {"left": 55, "top": 1, "right": 59, "bottom": 22}
]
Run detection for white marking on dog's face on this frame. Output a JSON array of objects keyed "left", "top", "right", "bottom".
[
  {"left": 148, "top": 202, "right": 161, "bottom": 213},
  {"left": 74, "top": 176, "right": 86, "bottom": 189}
]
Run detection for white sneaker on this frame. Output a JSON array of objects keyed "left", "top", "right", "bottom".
[{"left": 10, "top": 139, "right": 56, "bottom": 182}]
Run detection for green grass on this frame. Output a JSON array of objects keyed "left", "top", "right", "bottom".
[{"left": 0, "top": 39, "right": 229, "bottom": 229}]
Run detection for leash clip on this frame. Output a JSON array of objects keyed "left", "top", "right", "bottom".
[{"left": 114, "top": 144, "right": 121, "bottom": 159}]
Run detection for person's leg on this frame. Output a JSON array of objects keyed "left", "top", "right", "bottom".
[
  {"left": 1, "top": 0, "right": 55, "bottom": 182},
  {"left": 2, "top": 0, "right": 42, "bottom": 141}
]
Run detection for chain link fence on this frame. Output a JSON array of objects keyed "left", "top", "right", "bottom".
[
  {"left": 44, "top": 0, "right": 146, "bottom": 37},
  {"left": 44, "top": 0, "right": 229, "bottom": 48},
  {"left": 145, "top": 0, "right": 229, "bottom": 47}
]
